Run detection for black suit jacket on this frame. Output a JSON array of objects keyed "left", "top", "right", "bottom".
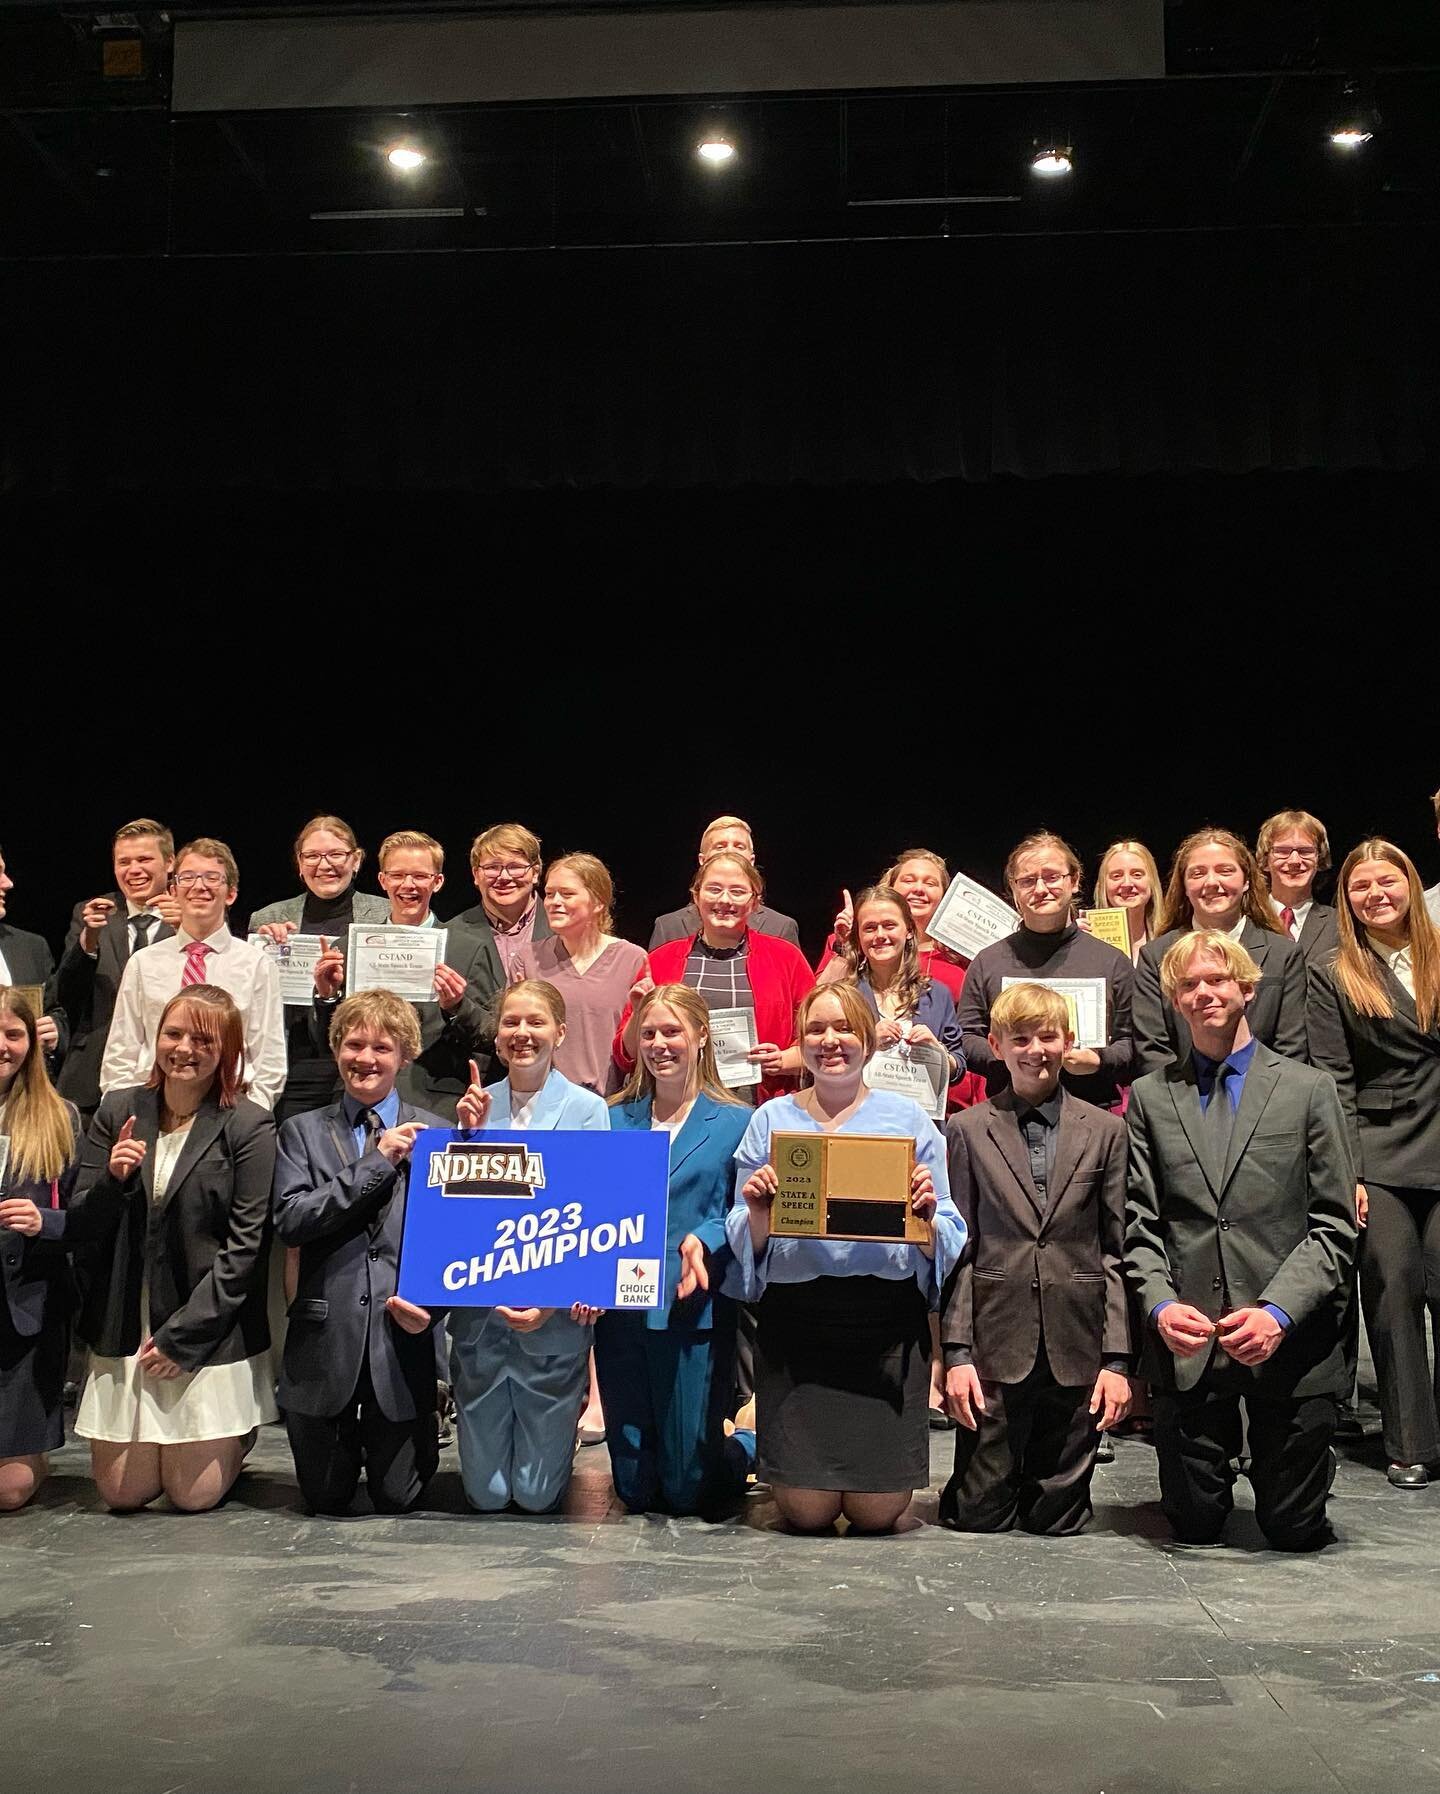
[
  {"left": 1124, "top": 1043, "right": 1357, "bottom": 1398},
  {"left": 56, "top": 896, "right": 175, "bottom": 1112},
  {"left": 0, "top": 1106, "right": 80, "bottom": 1338},
  {"left": 272, "top": 1097, "right": 445, "bottom": 1422},
  {"left": 0, "top": 922, "right": 69, "bottom": 1066},
  {"left": 941, "top": 1089, "right": 1131, "bottom": 1388},
  {"left": 1134, "top": 920, "right": 1308, "bottom": 1076},
  {"left": 69, "top": 1087, "right": 276, "bottom": 1368},
  {"left": 649, "top": 902, "right": 801, "bottom": 951},
  {"left": 1295, "top": 902, "right": 1340, "bottom": 970},
  {"left": 450, "top": 899, "right": 552, "bottom": 951},
  {"left": 1306, "top": 951, "right": 1440, "bottom": 1191}
]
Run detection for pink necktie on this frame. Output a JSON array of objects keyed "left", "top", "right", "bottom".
[
  {"left": 1280, "top": 906, "right": 1297, "bottom": 938},
  {"left": 181, "top": 941, "right": 213, "bottom": 987}
]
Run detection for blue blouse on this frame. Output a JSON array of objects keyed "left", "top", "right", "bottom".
[{"left": 723, "top": 1090, "right": 966, "bottom": 1308}]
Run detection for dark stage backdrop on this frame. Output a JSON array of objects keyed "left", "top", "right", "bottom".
[{"left": 7, "top": 468, "right": 1438, "bottom": 958}]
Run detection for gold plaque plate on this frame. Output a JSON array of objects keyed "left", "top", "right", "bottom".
[
  {"left": 769, "top": 1132, "right": 929, "bottom": 1244},
  {"left": 7, "top": 984, "right": 46, "bottom": 1019}
]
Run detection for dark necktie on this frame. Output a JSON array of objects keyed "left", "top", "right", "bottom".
[
  {"left": 361, "top": 1106, "right": 384, "bottom": 1154},
  {"left": 130, "top": 913, "right": 156, "bottom": 955},
  {"left": 1205, "top": 1063, "right": 1234, "bottom": 1173}
]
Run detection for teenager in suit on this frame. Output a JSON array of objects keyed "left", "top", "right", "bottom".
[
  {"left": 71, "top": 985, "right": 278, "bottom": 1513},
  {"left": 448, "top": 981, "right": 608, "bottom": 1513},
  {"left": 1126, "top": 932, "right": 1356, "bottom": 1551},
  {"left": 1306, "top": 841, "right": 1440, "bottom": 1486},
  {"left": 247, "top": 814, "right": 390, "bottom": 1125},
  {"left": 649, "top": 816, "right": 801, "bottom": 950},
  {"left": 601, "top": 984, "right": 755, "bottom": 1516},
  {"left": 1256, "top": 810, "right": 1340, "bottom": 969},
  {"left": 1134, "top": 829, "right": 1307, "bottom": 1076},
  {"left": 310, "top": 830, "right": 501, "bottom": 1121},
  {"left": 0, "top": 847, "right": 68, "bottom": 1068},
  {"left": 449, "top": 822, "right": 552, "bottom": 980},
  {"left": 941, "top": 982, "right": 1132, "bottom": 1535},
  {"left": 0, "top": 988, "right": 81, "bottom": 1510},
  {"left": 57, "top": 818, "right": 178, "bottom": 1118},
  {"left": 271, "top": 990, "right": 446, "bottom": 1515}
]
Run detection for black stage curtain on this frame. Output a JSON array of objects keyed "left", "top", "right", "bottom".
[{"left": 2, "top": 226, "right": 1434, "bottom": 493}]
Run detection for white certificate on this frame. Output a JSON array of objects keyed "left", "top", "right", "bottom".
[
  {"left": 708, "top": 1006, "right": 759, "bottom": 1089},
  {"left": 928, "top": 872, "right": 1019, "bottom": 961},
  {"left": 1000, "top": 976, "right": 1108, "bottom": 1051},
  {"left": 348, "top": 924, "right": 447, "bottom": 1002},
  {"left": 864, "top": 1040, "right": 949, "bottom": 1120},
  {"left": 249, "top": 933, "right": 326, "bottom": 1005}
]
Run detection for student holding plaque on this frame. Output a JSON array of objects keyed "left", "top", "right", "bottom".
[
  {"left": 71, "top": 986, "right": 277, "bottom": 1513},
  {"left": 727, "top": 982, "right": 965, "bottom": 1533},
  {"left": 271, "top": 990, "right": 446, "bottom": 1515},
  {"left": 957, "top": 833, "right": 1135, "bottom": 1110},
  {"left": 0, "top": 848, "right": 68, "bottom": 1073},
  {"left": 1306, "top": 841, "right": 1440, "bottom": 1488},
  {"left": 512, "top": 854, "right": 647, "bottom": 1098},
  {"left": 1255, "top": 810, "right": 1340, "bottom": 968},
  {"left": 1133, "top": 829, "right": 1306, "bottom": 1077},
  {"left": 0, "top": 988, "right": 82, "bottom": 1511},
  {"left": 940, "top": 983, "right": 1132, "bottom": 1534},
  {"left": 448, "top": 981, "right": 609, "bottom": 1513},
  {"left": 1089, "top": 841, "right": 1164, "bottom": 965},
  {"left": 615, "top": 852, "right": 814, "bottom": 1106},
  {"left": 601, "top": 984, "right": 754, "bottom": 1516},
  {"left": 247, "top": 815, "right": 390, "bottom": 1125}
]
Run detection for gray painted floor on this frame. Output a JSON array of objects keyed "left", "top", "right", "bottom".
[{"left": 4, "top": 1425, "right": 1439, "bottom": 1794}]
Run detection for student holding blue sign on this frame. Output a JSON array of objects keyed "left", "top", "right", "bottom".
[
  {"left": 601, "top": 984, "right": 755, "bottom": 1517},
  {"left": 447, "top": 980, "right": 610, "bottom": 1514},
  {"left": 728, "top": 982, "right": 966, "bottom": 1534}
]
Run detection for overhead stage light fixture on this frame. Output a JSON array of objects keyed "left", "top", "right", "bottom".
[
  {"left": 1328, "top": 78, "right": 1377, "bottom": 151},
  {"left": 696, "top": 134, "right": 736, "bottom": 167},
  {"left": 1030, "top": 144, "right": 1073, "bottom": 178},
  {"left": 1328, "top": 125, "right": 1373, "bottom": 150},
  {"left": 386, "top": 145, "right": 427, "bottom": 172}
]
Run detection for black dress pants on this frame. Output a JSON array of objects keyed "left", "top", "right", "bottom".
[
  {"left": 1359, "top": 1182, "right": 1440, "bottom": 1466},
  {"left": 940, "top": 1355, "right": 1100, "bottom": 1537},
  {"left": 1154, "top": 1366, "right": 1336, "bottom": 1551},
  {"left": 286, "top": 1358, "right": 438, "bottom": 1516}
]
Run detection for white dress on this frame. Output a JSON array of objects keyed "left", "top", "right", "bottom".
[{"left": 76, "top": 1125, "right": 277, "bottom": 1445}]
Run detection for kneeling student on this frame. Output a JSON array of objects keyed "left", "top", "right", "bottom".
[
  {"left": 940, "top": 982, "right": 1133, "bottom": 1535},
  {"left": 272, "top": 991, "right": 445, "bottom": 1515}
]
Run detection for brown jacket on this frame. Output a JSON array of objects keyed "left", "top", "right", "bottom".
[{"left": 941, "top": 1089, "right": 1132, "bottom": 1387}]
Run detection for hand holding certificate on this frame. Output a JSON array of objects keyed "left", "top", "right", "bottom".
[
  {"left": 928, "top": 873, "right": 1019, "bottom": 961},
  {"left": 348, "top": 924, "right": 449, "bottom": 1002},
  {"left": 249, "top": 932, "right": 327, "bottom": 1004},
  {"left": 708, "top": 1007, "right": 760, "bottom": 1089}
]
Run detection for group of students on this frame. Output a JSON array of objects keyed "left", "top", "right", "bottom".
[{"left": 0, "top": 797, "right": 1437, "bottom": 1549}]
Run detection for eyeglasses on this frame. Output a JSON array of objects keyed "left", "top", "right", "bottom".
[
  {"left": 383, "top": 871, "right": 439, "bottom": 886},
  {"left": 1013, "top": 869, "right": 1070, "bottom": 892},
  {"left": 299, "top": 849, "right": 355, "bottom": 868},
  {"left": 1270, "top": 846, "right": 1319, "bottom": 864},
  {"left": 478, "top": 862, "right": 535, "bottom": 882},
  {"left": 699, "top": 886, "right": 754, "bottom": 903},
  {"left": 174, "top": 872, "right": 227, "bottom": 890}
]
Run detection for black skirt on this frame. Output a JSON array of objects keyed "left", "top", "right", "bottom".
[
  {"left": 754, "top": 1275, "right": 931, "bottom": 1493},
  {"left": 0, "top": 1301, "right": 68, "bottom": 1458}
]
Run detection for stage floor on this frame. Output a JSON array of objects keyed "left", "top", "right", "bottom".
[{"left": 3, "top": 1427, "right": 1438, "bottom": 1793}]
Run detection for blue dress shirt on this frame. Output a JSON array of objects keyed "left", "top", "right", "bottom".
[{"left": 342, "top": 1086, "right": 400, "bottom": 1154}]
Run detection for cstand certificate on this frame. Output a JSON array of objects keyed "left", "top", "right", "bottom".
[
  {"left": 708, "top": 1007, "right": 759, "bottom": 1089},
  {"left": 348, "top": 924, "right": 448, "bottom": 1002},
  {"left": 1000, "top": 975, "right": 1108, "bottom": 1050},
  {"left": 928, "top": 873, "right": 1019, "bottom": 960},
  {"left": 249, "top": 933, "right": 326, "bottom": 1005},
  {"left": 864, "top": 1040, "right": 948, "bottom": 1120}
]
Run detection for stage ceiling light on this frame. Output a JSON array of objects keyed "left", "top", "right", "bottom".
[
  {"left": 1030, "top": 146, "right": 1072, "bottom": 177},
  {"left": 386, "top": 145, "right": 427, "bottom": 172},
  {"left": 696, "top": 135, "right": 736, "bottom": 167},
  {"left": 1328, "top": 126, "right": 1373, "bottom": 150}
]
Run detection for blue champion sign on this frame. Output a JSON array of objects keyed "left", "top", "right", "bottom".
[{"left": 397, "top": 1128, "right": 672, "bottom": 1310}]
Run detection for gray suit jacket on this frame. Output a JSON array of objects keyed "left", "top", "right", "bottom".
[
  {"left": 1124, "top": 1043, "right": 1356, "bottom": 1397},
  {"left": 272, "top": 1097, "right": 444, "bottom": 1422},
  {"left": 942, "top": 1089, "right": 1131, "bottom": 1388},
  {"left": 57, "top": 895, "right": 175, "bottom": 1111},
  {"left": 649, "top": 902, "right": 801, "bottom": 951},
  {"left": 1134, "top": 920, "right": 1308, "bottom": 1076},
  {"left": 247, "top": 891, "right": 391, "bottom": 933}
]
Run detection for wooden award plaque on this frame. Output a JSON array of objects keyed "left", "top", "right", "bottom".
[{"left": 768, "top": 1132, "right": 930, "bottom": 1244}]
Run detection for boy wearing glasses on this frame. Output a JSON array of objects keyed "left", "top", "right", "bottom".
[
  {"left": 100, "top": 836, "right": 287, "bottom": 1109},
  {"left": 451, "top": 822, "right": 550, "bottom": 978},
  {"left": 1255, "top": 810, "right": 1339, "bottom": 968},
  {"left": 956, "top": 831, "right": 1136, "bottom": 1110}
]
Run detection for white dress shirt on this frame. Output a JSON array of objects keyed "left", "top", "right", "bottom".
[
  {"left": 1270, "top": 895, "right": 1312, "bottom": 940},
  {"left": 1366, "top": 931, "right": 1416, "bottom": 999},
  {"left": 100, "top": 925, "right": 287, "bottom": 1109},
  {"left": 0, "top": 942, "right": 9, "bottom": 984}
]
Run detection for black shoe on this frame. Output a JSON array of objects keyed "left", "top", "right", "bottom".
[
  {"left": 1094, "top": 1436, "right": 1115, "bottom": 1463},
  {"left": 1387, "top": 1462, "right": 1429, "bottom": 1489},
  {"left": 928, "top": 1405, "right": 956, "bottom": 1432}
]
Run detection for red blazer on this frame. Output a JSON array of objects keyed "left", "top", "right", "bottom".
[{"left": 612, "top": 929, "right": 816, "bottom": 1102}]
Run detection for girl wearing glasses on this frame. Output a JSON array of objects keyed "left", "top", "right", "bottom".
[
  {"left": 957, "top": 832, "right": 1136, "bottom": 1110},
  {"left": 248, "top": 816, "right": 389, "bottom": 1124}
]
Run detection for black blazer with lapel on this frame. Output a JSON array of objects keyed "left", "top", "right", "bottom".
[
  {"left": 56, "top": 896, "right": 175, "bottom": 1112},
  {"left": 1306, "top": 951, "right": 1440, "bottom": 1191},
  {"left": 450, "top": 899, "right": 553, "bottom": 952},
  {"left": 1134, "top": 920, "right": 1308, "bottom": 1076},
  {"left": 69, "top": 1087, "right": 276, "bottom": 1368},
  {"left": 941, "top": 1089, "right": 1131, "bottom": 1388},
  {"left": 271, "top": 1097, "right": 445, "bottom": 1422},
  {"left": 0, "top": 1105, "right": 80, "bottom": 1339},
  {"left": 1295, "top": 903, "right": 1340, "bottom": 970},
  {"left": 0, "top": 922, "right": 69, "bottom": 1066},
  {"left": 1124, "top": 1043, "right": 1357, "bottom": 1398}
]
